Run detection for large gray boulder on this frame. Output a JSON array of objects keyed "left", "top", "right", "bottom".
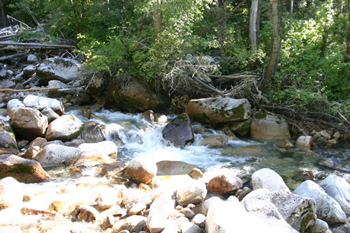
[
  {"left": 162, "top": 113, "right": 194, "bottom": 147},
  {"left": 0, "top": 154, "right": 51, "bottom": 183},
  {"left": 185, "top": 96, "right": 251, "bottom": 125},
  {"left": 250, "top": 110, "right": 291, "bottom": 140},
  {"left": 45, "top": 115, "right": 84, "bottom": 141},
  {"left": 11, "top": 107, "right": 48, "bottom": 140},
  {"left": 34, "top": 144, "right": 81, "bottom": 168},
  {"left": 294, "top": 180, "right": 347, "bottom": 224},
  {"left": 36, "top": 57, "right": 82, "bottom": 85},
  {"left": 23, "top": 95, "right": 64, "bottom": 115},
  {"left": 320, "top": 174, "right": 350, "bottom": 215}
]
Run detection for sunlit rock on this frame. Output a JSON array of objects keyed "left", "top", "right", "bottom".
[
  {"left": 156, "top": 160, "right": 197, "bottom": 176},
  {"left": 192, "top": 213, "right": 206, "bottom": 228},
  {"left": 188, "top": 168, "right": 203, "bottom": 180},
  {"left": 128, "top": 202, "right": 147, "bottom": 215},
  {"left": 180, "top": 222, "right": 202, "bottom": 233},
  {"left": 102, "top": 161, "right": 126, "bottom": 177},
  {"left": 11, "top": 107, "right": 48, "bottom": 140},
  {"left": 146, "top": 194, "right": 175, "bottom": 233},
  {"left": 98, "top": 186, "right": 124, "bottom": 210},
  {"left": 185, "top": 97, "right": 251, "bottom": 125},
  {"left": 34, "top": 144, "right": 81, "bottom": 168},
  {"left": 320, "top": 174, "right": 350, "bottom": 215},
  {"left": 45, "top": 115, "right": 84, "bottom": 141},
  {"left": 0, "top": 177, "right": 23, "bottom": 209},
  {"left": 250, "top": 110, "right": 291, "bottom": 140},
  {"left": 162, "top": 113, "right": 194, "bottom": 147},
  {"left": 0, "top": 154, "right": 51, "bottom": 183},
  {"left": 176, "top": 178, "right": 207, "bottom": 206},
  {"left": 124, "top": 158, "right": 157, "bottom": 184},
  {"left": 0, "top": 226, "right": 21, "bottom": 233},
  {"left": 296, "top": 136, "right": 314, "bottom": 150},
  {"left": 252, "top": 168, "right": 290, "bottom": 192},
  {"left": 294, "top": 180, "right": 346, "bottom": 224},
  {"left": 6, "top": 99, "right": 24, "bottom": 119},
  {"left": 75, "top": 141, "right": 117, "bottom": 166},
  {"left": 23, "top": 95, "right": 64, "bottom": 115},
  {"left": 207, "top": 172, "right": 242, "bottom": 195},
  {"left": 206, "top": 197, "right": 297, "bottom": 233},
  {"left": 308, "top": 218, "right": 329, "bottom": 233},
  {"left": 123, "top": 188, "right": 152, "bottom": 210}
]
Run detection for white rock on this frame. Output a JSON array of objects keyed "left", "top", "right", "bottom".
[
  {"left": 147, "top": 194, "right": 175, "bottom": 233},
  {"left": 23, "top": 95, "right": 64, "bottom": 115},
  {"left": 75, "top": 141, "right": 118, "bottom": 166},
  {"left": 251, "top": 168, "right": 290, "bottom": 192},
  {"left": 34, "top": 144, "right": 81, "bottom": 168},
  {"left": 45, "top": 115, "right": 83, "bottom": 141},
  {"left": 98, "top": 186, "right": 122, "bottom": 210},
  {"left": 176, "top": 178, "right": 207, "bottom": 206},
  {"left": 294, "top": 180, "right": 347, "bottom": 224},
  {"left": 320, "top": 174, "right": 350, "bottom": 214},
  {"left": 0, "top": 177, "right": 23, "bottom": 207},
  {"left": 296, "top": 136, "right": 313, "bottom": 150},
  {"left": 180, "top": 222, "right": 202, "bottom": 233}
]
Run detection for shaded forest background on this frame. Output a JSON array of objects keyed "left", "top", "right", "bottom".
[{"left": 1, "top": 0, "right": 350, "bottom": 120}]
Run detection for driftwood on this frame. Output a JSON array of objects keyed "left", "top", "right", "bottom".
[
  {"left": 0, "top": 42, "right": 75, "bottom": 51},
  {"left": 0, "top": 87, "right": 61, "bottom": 93}
]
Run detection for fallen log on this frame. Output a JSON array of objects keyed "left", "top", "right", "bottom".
[
  {"left": 0, "top": 42, "right": 75, "bottom": 50},
  {"left": 0, "top": 87, "right": 60, "bottom": 93}
]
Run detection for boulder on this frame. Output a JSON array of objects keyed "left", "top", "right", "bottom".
[
  {"left": 6, "top": 99, "right": 24, "bottom": 119},
  {"left": 250, "top": 110, "right": 291, "bottom": 140},
  {"left": 252, "top": 168, "right": 290, "bottom": 192},
  {"left": 320, "top": 174, "right": 350, "bottom": 215},
  {"left": 162, "top": 113, "right": 194, "bottom": 147},
  {"left": 107, "top": 76, "right": 170, "bottom": 112},
  {"left": 176, "top": 178, "right": 207, "bottom": 206},
  {"left": 34, "top": 144, "right": 81, "bottom": 168},
  {"left": 296, "top": 136, "right": 314, "bottom": 150},
  {"left": 75, "top": 141, "right": 118, "bottom": 166},
  {"left": 45, "top": 115, "right": 84, "bottom": 141},
  {"left": 80, "top": 121, "right": 107, "bottom": 143},
  {"left": 11, "top": 107, "right": 48, "bottom": 140},
  {"left": 101, "top": 161, "right": 127, "bottom": 177},
  {"left": 124, "top": 158, "right": 157, "bottom": 184},
  {"left": 206, "top": 197, "right": 298, "bottom": 233},
  {"left": 156, "top": 160, "right": 197, "bottom": 176},
  {"left": 293, "top": 180, "right": 346, "bottom": 224},
  {"left": 0, "top": 129, "right": 18, "bottom": 155},
  {"left": 36, "top": 57, "right": 82, "bottom": 85},
  {"left": 23, "top": 95, "right": 64, "bottom": 115},
  {"left": 199, "top": 134, "right": 230, "bottom": 147},
  {"left": 227, "top": 120, "right": 251, "bottom": 137},
  {"left": 146, "top": 194, "right": 175, "bottom": 233},
  {"left": 185, "top": 96, "right": 251, "bottom": 124},
  {"left": 98, "top": 186, "right": 124, "bottom": 210},
  {"left": 0, "top": 177, "right": 23, "bottom": 209},
  {"left": 0, "top": 154, "right": 51, "bottom": 183},
  {"left": 207, "top": 172, "right": 242, "bottom": 195}
]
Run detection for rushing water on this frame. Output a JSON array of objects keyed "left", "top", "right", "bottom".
[{"left": 66, "top": 108, "right": 350, "bottom": 187}]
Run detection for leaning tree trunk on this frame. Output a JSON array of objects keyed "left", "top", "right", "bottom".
[
  {"left": 0, "top": 0, "right": 8, "bottom": 28},
  {"left": 249, "top": 0, "right": 259, "bottom": 51},
  {"left": 264, "top": 0, "right": 279, "bottom": 89}
]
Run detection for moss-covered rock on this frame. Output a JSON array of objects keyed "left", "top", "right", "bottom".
[
  {"left": 107, "top": 75, "right": 170, "bottom": 112},
  {"left": 185, "top": 97, "right": 251, "bottom": 126},
  {"left": 250, "top": 110, "right": 291, "bottom": 140}
]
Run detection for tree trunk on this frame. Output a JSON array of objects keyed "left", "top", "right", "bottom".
[
  {"left": 264, "top": 0, "right": 279, "bottom": 89},
  {"left": 0, "top": 0, "right": 8, "bottom": 28},
  {"left": 153, "top": 0, "right": 162, "bottom": 35},
  {"left": 249, "top": 0, "right": 259, "bottom": 51},
  {"left": 217, "top": 0, "right": 227, "bottom": 57}
]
